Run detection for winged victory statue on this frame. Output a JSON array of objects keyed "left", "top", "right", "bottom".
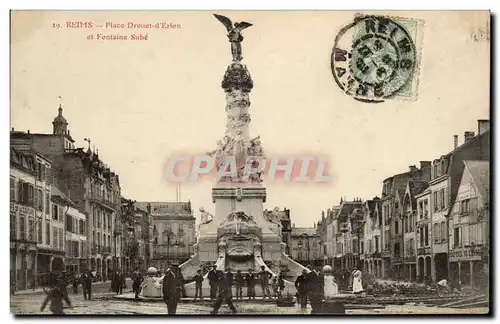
[{"left": 214, "top": 14, "right": 253, "bottom": 62}]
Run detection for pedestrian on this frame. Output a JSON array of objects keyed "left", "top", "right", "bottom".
[
  {"left": 175, "top": 266, "right": 186, "bottom": 298},
  {"left": 352, "top": 269, "right": 363, "bottom": 294},
  {"left": 162, "top": 266, "right": 179, "bottom": 315},
  {"left": 132, "top": 268, "right": 143, "bottom": 299},
  {"left": 271, "top": 276, "right": 278, "bottom": 298},
  {"left": 41, "top": 273, "right": 72, "bottom": 314},
  {"left": 277, "top": 272, "right": 285, "bottom": 299},
  {"left": 295, "top": 269, "right": 308, "bottom": 309},
  {"left": 207, "top": 264, "right": 218, "bottom": 300},
  {"left": 235, "top": 270, "right": 244, "bottom": 300},
  {"left": 116, "top": 270, "right": 125, "bottom": 295},
  {"left": 246, "top": 269, "right": 256, "bottom": 300},
  {"left": 72, "top": 273, "right": 79, "bottom": 294},
  {"left": 193, "top": 269, "right": 204, "bottom": 301},
  {"left": 259, "top": 265, "right": 273, "bottom": 299},
  {"left": 81, "top": 270, "right": 93, "bottom": 300},
  {"left": 307, "top": 267, "right": 324, "bottom": 314},
  {"left": 211, "top": 268, "right": 237, "bottom": 314}
]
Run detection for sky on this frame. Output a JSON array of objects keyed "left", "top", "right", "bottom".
[{"left": 10, "top": 11, "right": 490, "bottom": 227}]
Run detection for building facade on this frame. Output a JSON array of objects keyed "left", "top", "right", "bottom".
[
  {"left": 137, "top": 202, "right": 196, "bottom": 272},
  {"left": 11, "top": 105, "right": 122, "bottom": 281},
  {"left": 448, "top": 160, "right": 489, "bottom": 289},
  {"left": 290, "top": 226, "right": 321, "bottom": 266},
  {"left": 10, "top": 147, "right": 56, "bottom": 290},
  {"left": 362, "top": 198, "right": 382, "bottom": 277}
]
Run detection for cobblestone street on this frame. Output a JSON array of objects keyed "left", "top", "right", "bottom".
[{"left": 11, "top": 287, "right": 489, "bottom": 316}]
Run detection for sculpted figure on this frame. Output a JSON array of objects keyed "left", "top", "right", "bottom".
[{"left": 214, "top": 14, "right": 253, "bottom": 62}]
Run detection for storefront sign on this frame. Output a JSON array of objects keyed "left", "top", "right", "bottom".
[
  {"left": 11, "top": 203, "right": 35, "bottom": 217},
  {"left": 449, "top": 246, "right": 485, "bottom": 261}
]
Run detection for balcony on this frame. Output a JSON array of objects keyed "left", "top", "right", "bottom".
[{"left": 88, "top": 192, "right": 116, "bottom": 211}]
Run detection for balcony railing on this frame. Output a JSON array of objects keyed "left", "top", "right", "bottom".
[{"left": 88, "top": 192, "right": 116, "bottom": 211}]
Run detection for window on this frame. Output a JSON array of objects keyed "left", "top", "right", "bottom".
[
  {"left": 66, "top": 214, "right": 72, "bottom": 232},
  {"left": 395, "top": 221, "right": 399, "bottom": 235},
  {"left": 53, "top": 227, "right": 58, "bottom": 248},
  {"left": 45, "top": 223, "right": 50, "bottom": 245},
  {"left": 394, "top": 242, "right": 400, "bottom": 255},
  {"left": 424, "top": 225, "right": 429, "bottom": 246},
  {"left": 418, "top": 201, "right": 423, "bottom": 219},
  {"left": 59, "top": 230, "right": 64, "bottom": 251},
  {"left": 18, "top": 181, "right": 24, "bottom": 204},
  {"left": 454, "top": 227, "right": 461, "bottom": 247},
  {"left": 375, "top": 236, "right": 379, "bottom": 252},
  {"left": 10, "top": 177, "right": 16, "bottom": 201},
  {"left": 433, "top": 192, "right": 438, "bottom": 211},
  {"left": 28, "top": 218, "right": 34, "bottom": 241},
  {"left": 52, "top": 204, "right": 59, "bottom": 221},
  {"left": 460, "top": 199, "right": 470, "bottom": 215},
  {"left": 37, "top": 189, "right": 43, "bottom": 211},
  {"left": 434, "top": 223, "right": 439, "bottom": 243},
  {"left": 424, "top": 200, "right": 429, "bottom": 218},
  {"left": 440, "top": 221, "right": 446, "bottom": 242},
  {"left": 79, "top": 220, "right": 85, "bottom": 235},
  {"left": 45, "top": 191, "right": 50, "bottom": 215},
  {"left": 10, "top": 212, "right": 16, "bottom": 240},
  {"left": 38, "top": 222, "right": 42, "bottom": 243},
  {"left": 441, "top": 188, "right": 446, "bottom": 209},
  {"left": 19, "top": 216, "right": 25, "bottom": 240},
  {"left": 28, "top": 184, "right": 34, "bottom": 206}
]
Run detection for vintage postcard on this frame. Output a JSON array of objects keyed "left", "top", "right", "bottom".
[{"left": 9, "top": 10, "right": 490, "bottom": 315}]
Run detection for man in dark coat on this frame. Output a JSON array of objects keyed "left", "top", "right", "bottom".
[
  {"left": 234, "top": 270, "right": 244, "bottom": 300},
  {"left": 307, "top": 267, "right": 324, "bottom": 314},
  {"left": 40, "top": 274, "right": 72, "bottom": 314},
  {"left": 246, "top": 269, "right": 256, "bottom": 300},
  {"left": 116, "top": 270, "right": 125, "bottom": 295},
  {"left": 207, "top": 264, "right": 218, "bottom": 300},
  {"left": 211, "top": 268, "right": 237, "bottom": 314},
  {"left": 295, "top": 269, "right": 308, "bottom": 309},
  {"left": 193, "top": 269, "right": 204, "bottom": 301},
  {"left": 259, "top": 265, "right": 273, "bottom": 299},
  {"left": 132, "top": 268, "right": 143, "bottom": 299},
  {"left": 162, "top": 267, "right": 179, "bottom": 315},
  {"left": 81, "top": 270, "right": 93, "bottom": 300}
]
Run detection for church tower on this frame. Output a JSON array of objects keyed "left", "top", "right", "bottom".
[
  {"left": 53, "top": 104, "right": 68, "bottom": 135},
  {"left": 52, "top": 103, "right": 75, "bottom": 148}
]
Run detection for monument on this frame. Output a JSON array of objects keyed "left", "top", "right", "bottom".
[
  {"left": 176, "top": 14, "right": 309, "bottom": 298},
  {"left": 139, "top": 14, "right": 309, "bottom": 299}
]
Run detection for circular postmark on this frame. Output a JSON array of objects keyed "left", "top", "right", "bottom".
[{"left": 331, "top": 15, "right": 417, "bottom": 103}]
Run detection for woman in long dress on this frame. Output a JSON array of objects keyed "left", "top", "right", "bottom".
[{"left": 352, "top": 269, "right": 363, "bottom": 294}]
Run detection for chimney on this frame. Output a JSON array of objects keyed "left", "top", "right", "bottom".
[
  {"left": 453, "top": 135, "right": 458, "bottom": 149},
  {"left": 11, "top": 127, "right": 14, "bottom": 132},
  {"left": 409, "top": 165, "right": 418, "bottom": 172},
  {"left": 478, "top": 119, "right": 490, "bottom": 135},
  {"left": 27, "top": 130, "right": 30, "bottom": 134},
  {"left": 464, "top": 131, "right": 475, "bottom": 143},
  {"left": 420, "top": 161, "right": 431, "bottom": 169}
]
